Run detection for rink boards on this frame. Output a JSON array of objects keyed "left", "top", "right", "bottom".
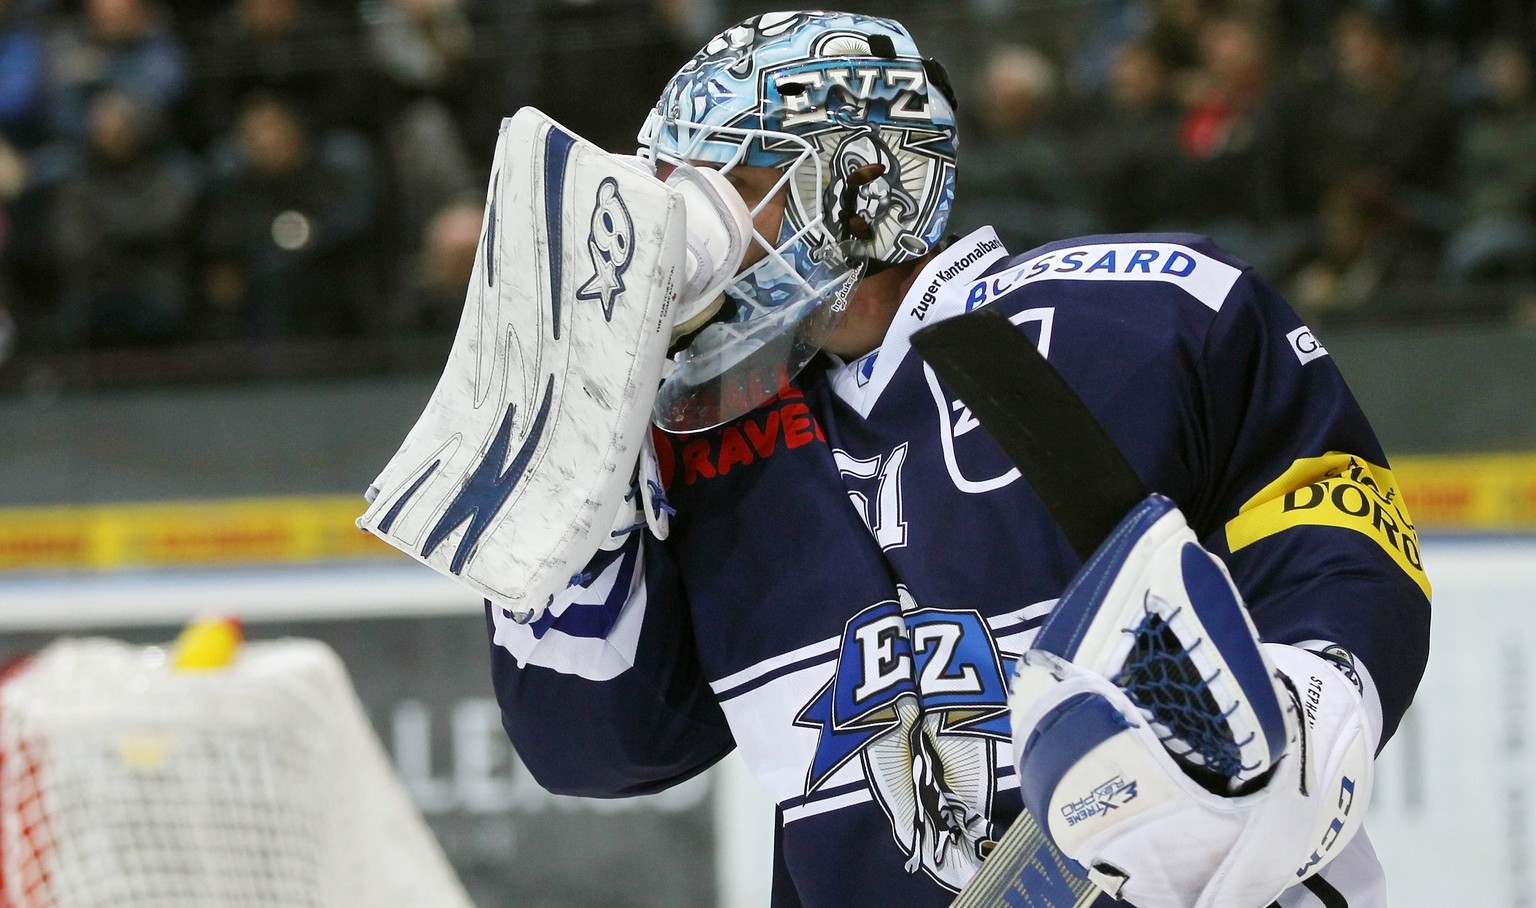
[{"left": 0, "top": 534, "right": 1528, "bottom": 908}]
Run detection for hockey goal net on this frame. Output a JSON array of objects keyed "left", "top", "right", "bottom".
[{"left": 0, "top": 636, "right": 474, "bottom": 908}]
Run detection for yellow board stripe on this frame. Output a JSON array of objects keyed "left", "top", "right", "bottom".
[
  {"left": 0, "top": 496, "right": 392, "bottom": 572},
  {"left": 0, "top": 452, "right": 1530, "bottom": 574},
  {"left": 1387, "top": 452, "right": 1536, "bottom": 531}
]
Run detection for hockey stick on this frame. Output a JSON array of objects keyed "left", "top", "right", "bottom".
[
  {"left": 911, "top": 306, "right": 1147, "bottom": 561},
  {"left": 911, "top": 306, "right": 1150, "bottom": 908}
]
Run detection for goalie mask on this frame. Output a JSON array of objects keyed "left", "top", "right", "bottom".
[{"left": 639, "top": 10, "right": 959, "bottom": 431}]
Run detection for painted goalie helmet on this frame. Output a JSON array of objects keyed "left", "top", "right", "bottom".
[{"left": 640, "top": 11, "right": 960, "bottom": 431}]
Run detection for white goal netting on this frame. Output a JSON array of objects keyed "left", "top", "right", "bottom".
[{"left": 0, "top": 637, "right": 474, "bottom": 908}]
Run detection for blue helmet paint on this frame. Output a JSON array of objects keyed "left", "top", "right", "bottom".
[{"left": 639, "top": 11, "right": 958, "bottom": 285}]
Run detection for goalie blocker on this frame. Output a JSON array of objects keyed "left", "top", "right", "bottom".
[{"left": 1008, "top": 495, "right": 1378, "bottom": 908}]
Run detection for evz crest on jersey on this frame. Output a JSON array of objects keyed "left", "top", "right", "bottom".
[{"left": 793, "top": 587, "right": 1016, "bottom": 891}]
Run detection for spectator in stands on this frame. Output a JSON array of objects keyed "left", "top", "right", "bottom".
[
  {"left": 0, "top": 0, "right": 42, "bottom": 349},
  {"left": 391, "top": 195, "right": 479, "bottom": 336},
  {"left": 534, "top": 0, "right": 690, "bottom": 152},
  {"left": 1080, "top": 38, "right": 1183, "bottom": 233},
  {"left": 1298, "top": 7, "right": 1456, "bottom": 221},
  {"left": 201, "top": 93, "right": 379, "bottom": 340},
  {"left": 51, "top": 89, "right": 201, "bottom": 347},
  {"left": 0, "top": 293, "right": 12, "bottom": 364},
  {"left": 363, "top": 0, "right": 472, "bottom": 108},
  {"left": 949, "top": 44, "right": 1095, "bottom": 253},
  {"left": 1142, "top": 0, "right": 1214, "bottom": 77},
  {"left": 1286, "top": 175, "right": 1439, "bottom": 322},
  {"left": 191, "top": 0, "right": 365, "bottom": 146},
  {"left": 1065, "top": 0, "right": 1153, "bottom": 96},
  {"left": 0, "top": 0, "right": 46, "bottom": 149},
  {"left": 1443, "top": 39, "right": 1536, "bottom": 285},
  {"left": 361, "top": 0, "right": 475, "bottom": 251},
  {"left": 1165, "top": 12, "right": 1307, "bottom": 273},
  {"left": 46, "top": 0, "right": 188, "bottom": 141}
]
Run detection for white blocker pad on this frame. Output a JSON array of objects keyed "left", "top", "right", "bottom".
[{"left": 358, "top": 107, "right": 686, "bottom": 621}]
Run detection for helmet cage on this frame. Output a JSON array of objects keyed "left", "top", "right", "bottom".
[
  {"left": 638, "top": 113, "right": 844, "bottom": 324},
  {"left": 636, "top": 11, "right": 958, "bottom": 431}
]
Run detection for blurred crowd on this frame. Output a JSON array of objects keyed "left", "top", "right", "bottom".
[
  {"left": 0, "top": 0, "right": 687, "bottom": 362},
  {"left": 946, "top": 0, "right": 1536, "bottom": 327},
  {"left": 0, "top": 0, "right": 1533, "bottom": 369}
]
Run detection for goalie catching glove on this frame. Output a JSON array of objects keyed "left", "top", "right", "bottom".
[
  {"left": 1009, "top": 495, "right": 1377, "bottom": 908},
  {"left": 357, "top": 108, "right": 749, "bottom": 623}
]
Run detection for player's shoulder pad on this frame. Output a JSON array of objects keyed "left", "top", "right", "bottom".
[{"left": 971, "top": 232, "right": 1252, "bottom": 314}]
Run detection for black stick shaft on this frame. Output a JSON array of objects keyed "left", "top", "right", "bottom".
[{"left": 911, "top": 307, "right": 1149, "bottom": 561}]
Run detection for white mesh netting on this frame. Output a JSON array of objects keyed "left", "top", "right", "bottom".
[{"left": 0, "top": 638, "right": 474, "bottom": 908}]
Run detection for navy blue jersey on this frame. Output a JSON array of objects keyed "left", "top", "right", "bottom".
[{"left": 487, "top": 230, "right": 1430, "bottom": 907}]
